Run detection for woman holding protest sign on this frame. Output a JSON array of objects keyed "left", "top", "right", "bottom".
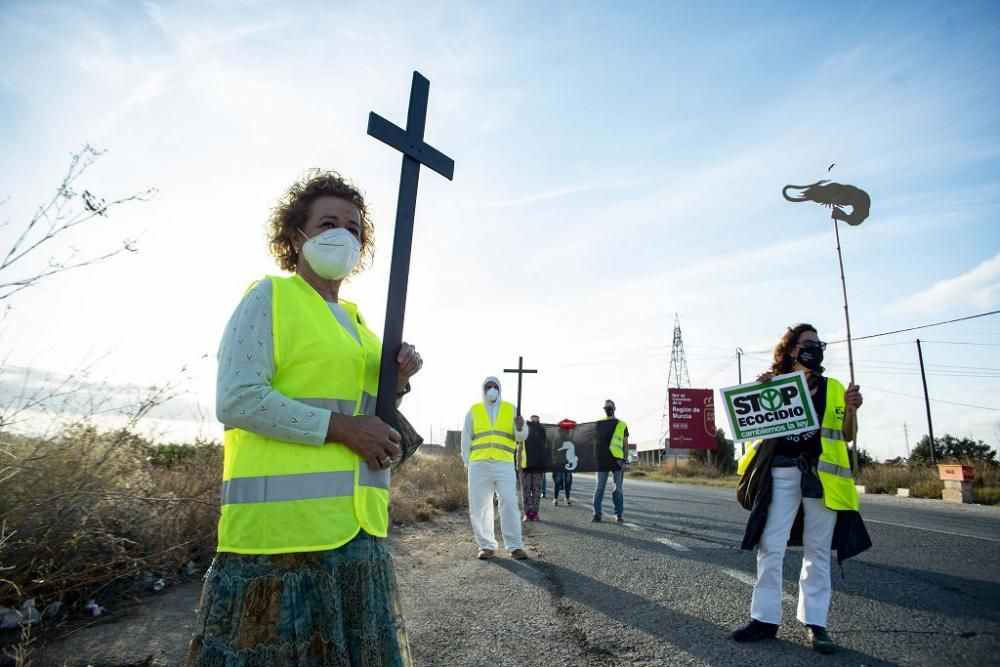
[{"left": 730, "top": 323, "right": 869, "bottom": 655}]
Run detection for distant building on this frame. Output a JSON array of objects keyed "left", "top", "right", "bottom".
[
  {"left": 445, "top": 430, "right": 462, "bottom": 456},
  {"left": 636, "top": 437, "right": 689, "bottom": 465}
]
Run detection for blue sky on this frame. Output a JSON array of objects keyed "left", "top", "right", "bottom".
[{"left": 1, "top": 0, "right": 998, "bottom": 458}]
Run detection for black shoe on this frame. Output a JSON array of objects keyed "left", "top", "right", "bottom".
[
  {"left": 730, "top": 619, "right": 779, "bottom": 643},
  {"left": 592, "top": 515, "right": 602, "bottom": 522},
  {"left": 806, "top": 625, "right": 835, "bottom": 654}
]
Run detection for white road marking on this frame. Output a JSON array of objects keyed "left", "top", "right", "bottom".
[
  {"left": 622, "top": 522, "right": 644, "bottom": 531},
  {"left": 865, "top": 519, "right": 1000, "bottom": 543},
  {"left": 722, "top": 569, "right": 793, "bottom": 603},
  {"left": 654, "top": 537, "right": 690, "bottom": 552}
]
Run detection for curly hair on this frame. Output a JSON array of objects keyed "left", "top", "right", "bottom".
[
  {"left": 770, "top": 323, "right": 820, "bottom": 375},
  {"left": 266, "top": 169, "right": 375, "bottom": 274}
]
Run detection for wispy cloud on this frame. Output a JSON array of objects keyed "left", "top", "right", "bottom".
[
  {"left": 470, "top": 182, "right": 618, "bottom": 208},
  {"left": 892, "top": 252, "right": 1000, "bottom": 314}
]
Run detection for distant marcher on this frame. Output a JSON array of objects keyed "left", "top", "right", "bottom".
[
  {"left": 731, "top": 323, "right": 870, "bottom": 654},
  {"left": 518, "top": 415, "right": 547, "bottom": 521},
  {"left": 462, "top": 377, "right": 530, "bottom": 560},
  {"left": 188, "top": 170, "right": 422, "bottom": 666},
  {"left": 552, "top": 467, "right": 573, "bottom": 506},
  {"left": 592, "top": 399, "right": 629, "bottom": 523}
]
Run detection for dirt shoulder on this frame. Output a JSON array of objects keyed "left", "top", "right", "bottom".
[{"left": 24, "top": 512, "right": 564, "bottom": 667}]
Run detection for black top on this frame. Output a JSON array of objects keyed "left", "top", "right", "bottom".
[
  {"left": 774, "top": 377, "right": 827, "bottom": 460},
  {"left": 595, "top": 418, "right": 625, "bottom": 471}
]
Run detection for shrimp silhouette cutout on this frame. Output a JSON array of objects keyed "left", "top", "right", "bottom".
[
  {"left": 782, "top": 180, "right": 870, "bottom": 226},
  {"left": 558, "top": 441, "right": 579, "bottom": 471}
]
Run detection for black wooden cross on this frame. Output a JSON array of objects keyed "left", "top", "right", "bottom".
[
  {"left": 503, "top": 356, "right": 538, "bottom": 417},
  {"left": 368, "top": 71, "right": 455, "bottom": 427}
]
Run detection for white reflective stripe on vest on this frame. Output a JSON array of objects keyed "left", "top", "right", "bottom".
[
  {"left": 470, "top": 442, "right": 517, "bottom": 453},
  {"left": 358, "top": 465, "right": 390, "bottom": 489},
  {"left": 222, "top": 396, "right": 357, "bottom": 432},
  {"left": 221, "top": 470, "right": 354, "bottom": 504},
  {"left": 471, "top": 429, "right": 515, "bottom": 440},
  {"left": 821, "top": 428, "right": 845, "bottom": 441},
  {"left": 360, "top": 392, "right": 377, "bottom": 416},
  {"left": 299, "top": 397, "right": 358, "bottom": 415},
  {"left": 817, "top": 460, "right": 853, "bottom": 479},
  {"left": 222, "top": 466, "right": 390, "bottom": 505}
]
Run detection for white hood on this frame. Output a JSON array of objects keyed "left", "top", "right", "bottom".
[{"left": 481, "top": 375, "right": 502, "bottom": 404}]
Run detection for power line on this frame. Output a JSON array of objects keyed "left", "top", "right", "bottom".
[
  {"left": 918, "top": 340, "right": 1000, "bottom": 346},
  {"left": 863, "top": 385, "right": 1000, "bottom": 412},
  {"left": 830, "top": 310, "right": 1000, "bottom": 344},
  {"left": 747, "top": 310, "right": 1000, "bottom": 354},
  {"left": 696, "top": 354, "right": 737, "bottom": 386}
]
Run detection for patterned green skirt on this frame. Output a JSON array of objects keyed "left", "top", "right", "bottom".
[{"left": 186, "top": 531, "right": 411, "bottom": 667}]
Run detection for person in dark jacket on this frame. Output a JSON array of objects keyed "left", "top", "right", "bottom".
[
  {"left": 518, "top": 415, "right": 548, "bottom": 521},
  {"left": 731, "top": 324, "right": 869, "bottom": 655}
]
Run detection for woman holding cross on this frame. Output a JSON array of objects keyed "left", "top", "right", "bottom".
[
  {"left": 187, "top": 170, "right": 422, "bottom": 666},
  {"left": 731, "top": 323, "right": 869, "bottom": 655}
]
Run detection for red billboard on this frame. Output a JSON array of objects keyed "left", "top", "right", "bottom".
[{"left": 668, "top": 388, "right": 717, "bottom": 449}]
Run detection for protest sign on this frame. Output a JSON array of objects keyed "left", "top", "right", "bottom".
[{"left": 719, "top": 371, "right": 818, "bottom": 442}]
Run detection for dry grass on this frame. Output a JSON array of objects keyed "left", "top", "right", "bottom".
[
  {"left": 858, "top": 460, "right": 1000, "bottom": 505},
  {"left": 1, "top": 431, "right": 468, "bottom": 664},
  {"left": 0, "top": 426, "right": 468, "bottom": 636},
  {"left": 390, "top": 450, "right": 467, "bottom": 523},
  {"left": 0, "top": 425, "right": 221, "bottom": 611},
  {"left": 625, "top": 460, "right": 739, "bottom": 488}
]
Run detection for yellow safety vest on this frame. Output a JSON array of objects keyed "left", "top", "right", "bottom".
[
  {"left": 600, "top": 418, "right": 628, "bottom": 459},
  {"left": 217, "top": 274, "right": 388, "bottom": 554},
  {"left": 737, "top": 377, "right": 858, "bottom": 511},
  {"left": 470, "top": 401, "right": 517, "bottom": 463}
]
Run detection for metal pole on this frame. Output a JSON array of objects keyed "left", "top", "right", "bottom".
[
  {"left": 737, "top": 347, "right": 745, "bottom": 456},
  {"left": 516, "top": 356, "right": 524, "bottom": 417},
  {"left": 916, "top": 339, "right": 936, "bottom": 464},
  {"left": 833, "top": 218, "right": 859, "bottom": 470}
]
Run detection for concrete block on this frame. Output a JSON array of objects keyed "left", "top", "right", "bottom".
[
  {"left": 942, "top": 480, "right": 974, "bottom": 503},
  {"left": 897, "top": 488, "right": 911, "bottom": 497},
  {"left": 855, "top": 485, "right": 866, "bottom": 494}
]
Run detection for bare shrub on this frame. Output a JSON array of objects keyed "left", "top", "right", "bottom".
[
  {"left": 0, "top": 144, "right": 155, "bottom": 302},
  {"left": 390, "top": 450, "right": 467, "bottom": 524},
  {"left": 858, "top": 461, "right": 1000, "bottom": 504},
  {"left": 0, "top": 425, "right": 221, "bottom": 610}
]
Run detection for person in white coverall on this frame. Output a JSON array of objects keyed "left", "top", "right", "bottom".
[{"left": 461, "top": 376, "right": 530, "bottom": 560}]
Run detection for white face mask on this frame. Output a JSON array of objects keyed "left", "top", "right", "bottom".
[
  {"left": 485, "top": 387, "right": 499, "bottom": 403},
  {"left": 299, "top": 228, "right": 361, "bottom": 280}
]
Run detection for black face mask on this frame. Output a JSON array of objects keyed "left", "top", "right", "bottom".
[
  {"left": 796, "top": 346, "right": 824, "bottom": 372},
  {"left": 604, "top": 407, "right": 615, "bottom": 417}
]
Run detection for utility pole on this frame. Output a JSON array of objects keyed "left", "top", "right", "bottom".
[
  {"left": 737, "top": 347, "right": 745, "bottom": 456},
  {"left": 916, "top": 339, "right": 936, "bottom": 464},
  {"left": 903, "top": 422, "right": 910, "bottom": 458}
]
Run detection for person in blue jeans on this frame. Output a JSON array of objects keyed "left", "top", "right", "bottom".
[
  {"left": 552, "top": 470, "right": 573, "bottom": 505},
  {"left": 593, "top": 399, "right": 629, "bottom": 523}
]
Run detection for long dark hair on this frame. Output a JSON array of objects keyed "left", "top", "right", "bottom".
[{"left": 770, "top": 323, "right": 822, "bottom": 375}]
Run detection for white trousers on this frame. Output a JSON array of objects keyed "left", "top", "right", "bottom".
[
  {"left": 751, "top": 466, "right": 837, "bottom": 626},
  {"left": 467, "top": 459, "right": 522, "bottom": 551}
]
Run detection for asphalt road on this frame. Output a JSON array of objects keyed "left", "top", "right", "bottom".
[
  {"left": 29, "top": 475, "right": 1000, "bottom": 666},
  {"left": 402, "top": 475, "right": 1000, "bottom": 666}
]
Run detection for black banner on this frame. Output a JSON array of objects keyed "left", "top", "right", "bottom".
[{"left": 520, "top": 419, "right": 621, "bottom": 473}]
